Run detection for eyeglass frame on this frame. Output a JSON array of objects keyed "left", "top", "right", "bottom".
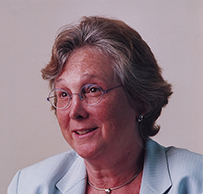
[{"left": 47, "top": 84, "right": 122, "bottom": 109}]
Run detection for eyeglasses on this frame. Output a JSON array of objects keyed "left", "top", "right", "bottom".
[{"left": 47, "top": 84, "right": 122, "bottom": 109}]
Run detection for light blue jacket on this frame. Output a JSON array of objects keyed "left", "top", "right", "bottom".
[{"left": 8, "top": 139, "right": 203, "bottom": 194}]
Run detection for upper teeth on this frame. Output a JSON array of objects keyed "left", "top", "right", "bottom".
[{"left": 76, "top": 129, "right": 91, "bottom": 135}]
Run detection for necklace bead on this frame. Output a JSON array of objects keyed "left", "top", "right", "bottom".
[{"left": 105, "top": 188, "right": 111, "bottom": 194}]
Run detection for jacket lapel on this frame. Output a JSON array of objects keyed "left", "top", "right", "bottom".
[
  {"left": 55, "top": 139, "right": 172, "bottom": 194},
  {"left": 56, "top": 155, "right": 87, "bottom": 194},
  {"left": 140, "top": 139, "right": 172, "bottom": 194}
]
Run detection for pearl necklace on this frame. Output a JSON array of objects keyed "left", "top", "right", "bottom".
[{"left": 88, "top": 168, "right": 142, "bottom": 194}]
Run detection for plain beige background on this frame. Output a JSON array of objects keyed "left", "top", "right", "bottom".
[{"left": 1, "top": 1, "right": 203, "bottom": 193}]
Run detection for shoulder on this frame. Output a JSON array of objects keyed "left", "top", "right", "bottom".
[
  {"left": 8, "top": 150, "right": 82, "bottom": 194},
  {"left": 142, "top": 139, "right": 203, "bottom": 193},
  {"left": 147, "top": 139, "right": 203, "bottom": 169},
  {"left": 165, "top": 145, "right": 203, "bottom": 192},
  {"left": 165, "top": 144, "right": 203, "bottom": 159},
  {"left": 161, "top": 141, "right": 203, "bottom": 192},
  {"left": 21, "top": 149, "right": 79, "bottom": 176},
  {"left": 165, "top": 145, "right": 203, "bottom": 177},
  {"left": 165, "top": 145, "right": 203, "bottom": 169}
]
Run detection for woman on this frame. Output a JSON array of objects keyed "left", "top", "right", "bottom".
[{"left": 8, "top": 16, "right": 203, "bottom": 194}]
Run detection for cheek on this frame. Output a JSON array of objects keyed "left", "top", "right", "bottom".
[
  {"left": 56, "top": 110, "right": 74, "bottom": 145},
  {"left": 97, "top": 95, "right": 136, "bottom": 130},
  {"left": 56, "top": 110, "right": 70, "bottom": 130}
]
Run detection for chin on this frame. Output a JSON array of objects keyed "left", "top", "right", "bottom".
[{"left": 74, "top": 144, "right": 103, "bottom": 161}]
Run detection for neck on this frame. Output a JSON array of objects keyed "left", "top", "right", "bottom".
[
  {"left": 88, "top": 168, "right": 143, "bottom": 194},
  {"left": 85, "top": 140, "right": 145, "bottom": 190}
]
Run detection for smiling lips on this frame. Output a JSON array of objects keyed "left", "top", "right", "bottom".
[{"left": 75, "top": 127, "right": 98, "bottom": 135}]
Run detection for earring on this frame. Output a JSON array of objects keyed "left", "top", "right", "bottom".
[{"left": 137, "top": 115, "right": 143, "bottom": 123}]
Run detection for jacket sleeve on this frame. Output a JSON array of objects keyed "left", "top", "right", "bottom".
[{"left": 7, "top": 170, "right": 21, "bottom": 194}]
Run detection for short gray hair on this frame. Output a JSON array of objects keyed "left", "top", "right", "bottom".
[{"left": 41, "top": 16, "right": 172, "bottom": 139}]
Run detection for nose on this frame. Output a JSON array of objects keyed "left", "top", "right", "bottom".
[{"left": 69, "top": 94, "right": 89, "bottom": 120}]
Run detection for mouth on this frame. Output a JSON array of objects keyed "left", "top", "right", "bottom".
[{"left": 74, "top": 127, "right": 98, "bottom": 135}]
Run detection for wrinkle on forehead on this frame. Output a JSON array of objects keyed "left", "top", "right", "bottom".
[{"left": 62, "top": 47, "right": 118, "bottom": 83}]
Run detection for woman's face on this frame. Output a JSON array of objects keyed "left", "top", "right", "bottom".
[{"left": 55, "top": 47, "right": 141, "bottom": 160}]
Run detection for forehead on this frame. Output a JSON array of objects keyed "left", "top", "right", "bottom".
[{"left": 57, "top": 47, "right": 116, "bottom": 84}]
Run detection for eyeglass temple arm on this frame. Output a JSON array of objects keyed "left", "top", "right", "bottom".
[{"left": 104, "top": 85, "right": 122, "bottom": 94}]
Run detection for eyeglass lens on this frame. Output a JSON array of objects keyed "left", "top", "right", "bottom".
[{"left": 48, "top": 84, "right": 104, "bottom": 109}]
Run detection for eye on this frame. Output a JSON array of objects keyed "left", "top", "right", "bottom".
[
  {"left": 61, "top": 91, "right": 68, "bottom": 97},
  {"left": 81, "top": 84, "right": 102, "bottom": 97},
  {"left": 89, "top": 86, "right": 100, "bottom": 93},
  {"left": 57, "top": 90, "right": 69, "bottom": 99},
  {"left": 87, "top": 85, "right": 100, "bottom": 93}
]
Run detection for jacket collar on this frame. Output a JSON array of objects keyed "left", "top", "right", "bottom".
[
  {"left": 55, "top": 139, "right": 172, "bottom": 194},
  {"left": 140, "top": 139, "right": 172, "bottom": 193},
  {"left": 56, "top": 155, "right": 87, "bottom": 194}
]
